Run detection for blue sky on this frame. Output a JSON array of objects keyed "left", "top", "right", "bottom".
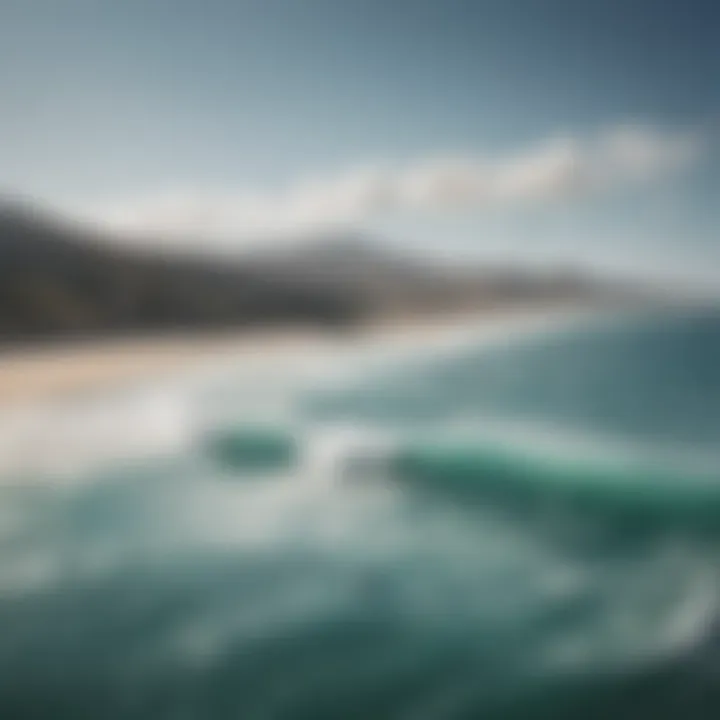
[{"left": 1, "top": 0, "right": 718, "bottom": 277}]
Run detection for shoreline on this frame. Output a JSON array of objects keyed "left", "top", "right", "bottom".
[
  {"left": 0, "top": 302, "right": 613, "bottom": 406},
  {"left": 0, "top": 301, "right": 638, "bottom": 480}
]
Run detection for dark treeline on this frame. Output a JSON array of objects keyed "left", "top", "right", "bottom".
[
  {"left": 0, "top": 201, "right": 631, "bottom": 346},
  {"left": 0, "top": 203, "right": 364, "bottom": 343}
]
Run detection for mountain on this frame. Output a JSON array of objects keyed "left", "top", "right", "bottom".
[
  {"left": 0, "top": 200, "right": 624, "bottom": 344},
  {"left": 0, "top": 202, "right": 363, "bottom": 342},
  {"left": 238, "top": 235, "right": 460, "bottom": 310}
]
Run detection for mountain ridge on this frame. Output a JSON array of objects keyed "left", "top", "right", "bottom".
[{"left": 0, "top": 200, "right": 626, "bottom": 344}]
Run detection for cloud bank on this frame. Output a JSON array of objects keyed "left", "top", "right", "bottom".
[{"left": 74, "top": 124, "right": 703, "bottom": 246}]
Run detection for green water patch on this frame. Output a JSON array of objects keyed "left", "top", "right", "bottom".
[
  {"left": 200, "top": 418, "right": 720, "bottom": 531},
  {"left": 391, "top": 439, "right": 720, "bottom": 530},
  {"left": 203, "top": 425, "right": 298, "bottom": 472}
]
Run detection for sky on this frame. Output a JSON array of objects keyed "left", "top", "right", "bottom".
[{"left": 1, "top": 0, "right": 719, "bottom": 279}]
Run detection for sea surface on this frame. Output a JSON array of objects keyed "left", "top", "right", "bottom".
[{"left": 1, "top": 307, "right": 720, "bottom": 719}]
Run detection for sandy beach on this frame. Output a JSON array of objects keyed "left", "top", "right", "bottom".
[
  {"left": 0, "top": 303, "right": 601, "bottom": 407},
  {"left": 0, "top": 304, "right": 597, "bottom": 481},
  {"left": 0, "top": 328, "right": 324, "bottom": 405}
]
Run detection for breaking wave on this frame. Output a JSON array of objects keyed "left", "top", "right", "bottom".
[{"left": 3, "top": 307, "right": 720, "bottom": 719}]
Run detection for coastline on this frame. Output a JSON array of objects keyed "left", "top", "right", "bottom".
[
  {"left": 0, "top": 327, "right": 320, "bottom": 406},
  {"left": 0, "top": 301, "right": 628, "bottom": 480},
  {"left": 0, "top": 301, "right": 607, "bottom": 407}
]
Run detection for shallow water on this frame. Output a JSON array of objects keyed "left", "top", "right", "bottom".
[{"left": 1, "top": 309, "right": 720, "bottom": 719}]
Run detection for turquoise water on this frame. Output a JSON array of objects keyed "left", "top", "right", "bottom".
[{"left": 1, "top": 309, "right": 720, "bottom": 719}]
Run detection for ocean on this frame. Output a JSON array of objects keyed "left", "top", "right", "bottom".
[{"left": 1, "top": 307, "right": 719, "bottom": 719}]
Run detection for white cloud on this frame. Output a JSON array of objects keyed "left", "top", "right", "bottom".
[{"left": 72, "top": 124, "right": 704, "bottom": 247}]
